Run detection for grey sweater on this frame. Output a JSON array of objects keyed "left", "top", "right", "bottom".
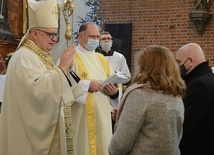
[{"left": 109, "top": 87, "right": 184, "bottom": 155}]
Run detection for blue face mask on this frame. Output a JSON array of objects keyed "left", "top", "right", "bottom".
[
  {"left": 101, "top": 42, "right": 112, "bottom": 52},
  {"left": 84, "top": 39, "right": 99, "bottom": 51}
]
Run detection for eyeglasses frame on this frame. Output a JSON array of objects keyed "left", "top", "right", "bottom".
[{"left": 34, "top": 29, "right": 59, "bottom": 39}]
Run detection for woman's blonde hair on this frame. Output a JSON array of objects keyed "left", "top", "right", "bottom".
[{"left": 132, "top": 45, "right": 186, "bottom": 97}]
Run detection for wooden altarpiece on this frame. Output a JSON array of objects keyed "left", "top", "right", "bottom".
[{"left": 0, "top": 0, "right": 25, "bottom": 74}]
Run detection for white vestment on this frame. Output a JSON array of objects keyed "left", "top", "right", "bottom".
[
  {"left": 0, "top": 43, "right": 80, "bottom": 155},
  {"left": 71, "top": 45, "right": 115, "bottom": 155},
  {"left": 103, "top": 51, "right": 131, "bottom": 108},
  {"left": 105, "top": 51, "right": 131, "bottom": 81}
]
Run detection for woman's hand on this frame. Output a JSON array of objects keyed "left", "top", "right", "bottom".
[{"left": 112, "top": 108, "right": 118, "bottom": 121}]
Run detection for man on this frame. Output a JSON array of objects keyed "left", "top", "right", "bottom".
[
  {"left": 98, "top": 31, "right": 131, "bottom": 131},
  {"left": 0, "top": 0, "right": 83, "bottom": 154},
  {"left": 71, "top": 22, "right": 119, "bottom": 155},
  {"left": 99, "top": 31, "right": 131, "bottom": 82},
  {"left": 176, "top": 43, "right": 214, "bottom": 155}
]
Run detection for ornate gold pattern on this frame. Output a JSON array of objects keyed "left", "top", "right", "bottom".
[
  {"left": 74, "top": 52, "right": 110, "bottom": 155},
  {"left": 74, "top": 53, "right": 97, "bottom": 154},
  {"left": 64, "top": 105, "right": 74, "bottom": 155},
  {"left": 52, "top": 6, "right": 59, "bottom": 20},
  {"left": 81, "top": 72, "right": 88, "bottom": 79},
  {"left": 23, "top": 0, "right": 27, "bottom": 33},
  {"left": 63, "top": 0, "right": 74, "bottom": 45},
  {"left": 23, "top": 39, "right": 54, "bottom": 70}
]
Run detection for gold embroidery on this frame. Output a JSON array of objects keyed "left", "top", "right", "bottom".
[
  {"left": 74, "top": 53, "right": 97, "bottom": 155},
  {"left": 81, "top": 72, "right": 88, "bottom": 78},
  {"left": 56, "top": 68, "right": 74, "bottom": 155},
  {"left": 23, "top": 39, "right": 54, "bottom": 70},
  {"left": 23, "top": 39, "right": 74, "bottom": 154},
  {"left": 74, "top": 52, "right": 110, "bottom": 155},
  {"left": 64, "top": 105, "right": 74, "bottom": 155},
  {"left": 52, "top": 6, "right": 59, "bottom": 19}
]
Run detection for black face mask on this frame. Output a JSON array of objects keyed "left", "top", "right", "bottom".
[
  {"left": 179, "top": 64, "right": 188, "bottom": 78},
  {"left": 179, "top": 58, "right": 190, "bottom": 78}
]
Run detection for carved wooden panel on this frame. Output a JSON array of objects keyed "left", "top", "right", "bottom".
[
  {"left": 0, "top": 41, "right": 18, "bottom": 74},
  {"left": 0, "top": 0, "right": 24, "bottom": 73},
  {"left": 8, "top": 0, "right": 24, "bottom": 39}
]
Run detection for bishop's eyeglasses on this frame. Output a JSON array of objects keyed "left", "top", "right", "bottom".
[{"left": 35, "top": 29, "right": 59, "bottom": 39}]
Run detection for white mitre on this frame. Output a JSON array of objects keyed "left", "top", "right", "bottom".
[
  {"left": 17, "top": 0, "right": 59, "bottom": 49},
  {"left": 28, "top": 0, "right": 58, "bottom": 28}
]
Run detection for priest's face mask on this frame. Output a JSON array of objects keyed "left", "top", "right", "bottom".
[
  {"left": 100, "top": 34, "right": 113, "bottom": 52},
  {"left": 79, "top": 24, "right": 100, "bottom": 51}
]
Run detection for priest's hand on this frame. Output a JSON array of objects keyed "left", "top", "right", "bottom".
[
  {"left": 89, "top": 80, "right": 102, "bottom": 93},
  {"left": 58, "top": 45, "right": 75, "bottom": 72},
  {"left": 104, "top": 83, "right": 118, "bottom": 95}
]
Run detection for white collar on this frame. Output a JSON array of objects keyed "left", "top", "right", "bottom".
[{"left": 76, "top": 45, "right": 95, "bottom": 53}]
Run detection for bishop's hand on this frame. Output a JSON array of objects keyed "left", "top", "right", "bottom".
[{"left": 58, "top": 45, "right": 75, "bottom": 72}]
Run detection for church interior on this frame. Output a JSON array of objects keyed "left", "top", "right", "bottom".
[
  {"left": 0, "top": 0, "right": 214, "bottom": 107},
  {"left": 1, "top": 1, "right": 214, "bottom": 154}
]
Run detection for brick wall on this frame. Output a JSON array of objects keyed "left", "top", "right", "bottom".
[{"left": 98, "top": 0, "right": 214, "bottom": 74}]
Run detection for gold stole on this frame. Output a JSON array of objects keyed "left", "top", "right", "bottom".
[
  {"left": 23, "top": 39, "right": 54, "bottom": 70},
  {"left": 74, "top": 52, "right": 109, "bottom": 155},
  {"left": 64, "top": 105, "right": 74, "bottom": 155}
]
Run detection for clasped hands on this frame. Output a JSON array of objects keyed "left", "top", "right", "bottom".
[{"left": 89, "top": 80, "right": 118, "bottom": 95}]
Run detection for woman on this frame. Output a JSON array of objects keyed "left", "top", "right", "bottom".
[{"left": 109, "top": 45, "right": 186, "bottom": 155}]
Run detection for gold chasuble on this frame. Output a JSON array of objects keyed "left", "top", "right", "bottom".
[{"left": 72, "top": 48, "right": 114, "bottom": 155}]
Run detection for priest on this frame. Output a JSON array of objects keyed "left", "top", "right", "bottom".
[
  {"left": 71, "top": 22, "right": 119, "bottom": 155},
  {"left": 0, "top": 0, "right": 83, "bottom": 154}
]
